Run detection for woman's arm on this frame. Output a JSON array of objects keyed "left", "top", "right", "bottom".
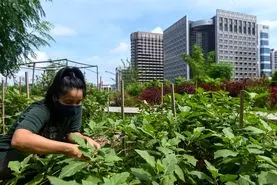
[
  {"left": 11, "top": 129, "right": 82, "bottom": 158},
  {"left": 67, "top": 132, "right": 101, "bottom": 149}
]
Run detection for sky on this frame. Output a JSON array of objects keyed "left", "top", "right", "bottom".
[{"left": 13, "top": 0, "right": 277, "bottom": 85}]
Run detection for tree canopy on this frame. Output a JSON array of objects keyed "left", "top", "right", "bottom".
[
  {"left": 182, "top": 44, "right": 233, "bottom": 82},
  {"left": 0, "top": 0, "right": 53, "bottom": 76}
]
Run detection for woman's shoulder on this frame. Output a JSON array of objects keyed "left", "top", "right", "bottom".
[{"left": 27, "top": 99, "right": 51, "bottom": 116}]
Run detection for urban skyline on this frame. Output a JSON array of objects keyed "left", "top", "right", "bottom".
[{"left": 8, "top": 0, "right": 277, "bottom": 84}]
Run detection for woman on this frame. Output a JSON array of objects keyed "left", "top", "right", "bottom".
[{"left": 0, "top": 67, "right": 100, "bottom": 179}]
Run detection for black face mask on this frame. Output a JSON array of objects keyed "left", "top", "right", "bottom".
[{"left": 54, "top": 101, "right": 81, "bottom": 117}]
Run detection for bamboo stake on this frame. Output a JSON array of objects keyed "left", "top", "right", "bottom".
[
  {"left": 121, "top": 80, "right": 125, "bottom": 119},
  {"left": 239, "top": 90, "right": 245, "bottom": 128},
  {"left": 2, "top": 79, "right": 6, "bottom": 134},
  {"left": 171, "top": 84, "right": 176, "bottom": 117},
  {"left": 161, "top": 83, "right": 164, "bottom": 106},
  {"left": 25, "top": 72, "right": 29, "bottom": 99}
]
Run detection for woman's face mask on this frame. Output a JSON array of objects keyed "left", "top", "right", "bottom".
[{"left": 55, "top": 88, "right": 83, "bottom": 117}]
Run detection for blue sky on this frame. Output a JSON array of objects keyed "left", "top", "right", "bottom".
[{"left": 17, "top": 0, "right": 277, "bottom": 85}]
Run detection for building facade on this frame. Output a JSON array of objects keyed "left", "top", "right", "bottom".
[
  {"left": 257, "top": 24, "right": 271, "bottom": 77},
  {"left": 271, "top": 49, "right": 277, "bottom": 71},
  {"left": 164, "top": 16, "right": 189, "bottom": 81},
  {"left": 130, "top": 32, "right": 163, "bottom": 82},
  {"left": 215, "top": 9, "right": 258, "bottom": 79},
  {"left": 163, "top": 9, "right": 259, "bottom": 81},
  {"left": 189, "top": 19, "right": 215, "bottom": 56}
]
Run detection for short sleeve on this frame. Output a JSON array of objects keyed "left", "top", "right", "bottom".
[
  {"left": 67, "top": 111, "right": 82, "bottom": 133},
  {"left": 15, "top": 105, "right": 50, "bottom": 134}
]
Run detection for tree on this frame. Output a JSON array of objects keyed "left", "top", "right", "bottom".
[
  {"left": 207, "top": 51, "right": 216, "bottom": 66},
  {"left": 119, "top": 59, "right": 138, "bottom": 87},
  {"left": 0, "top": 0, "right": 53, "bottom": 76},
  {"left": 208, "top": 63, "right": 233, "bottom": 81},
  {"left": 182, "top": 44, "right": 206, "bottom": 81}
]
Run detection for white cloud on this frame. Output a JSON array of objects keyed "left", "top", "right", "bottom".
[
  {"left": 151, "top": 26, "right": 163, "bottom": 34},
  {"left": 51, "top": 25, "right": 77, "bottom": 37},
  {"left": 110, "top": 42, "right": 129, "bottom": 54},
  {"left": 28, "top": 51, "right": 49, "bottom": 67},
  {"left": 259, "top": 20, "right": 277, "bottom": 30}
]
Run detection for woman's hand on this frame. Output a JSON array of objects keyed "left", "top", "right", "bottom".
[
  {"left": 86, "top": 138, "right": 101, "bottom": 149},
  {"left": 66, "top": 144, "right": 83, "bottom": 158}
]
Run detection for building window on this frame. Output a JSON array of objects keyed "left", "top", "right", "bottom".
[
  {"left": 260, "top": 32, "right": 269, "bottom": 38},
  {"left": 252, "top": 23, "right": 255, "bottom": 35},
  {"left": 224, "top": 19, "right": 228, "bottom": 31},
  {"left": 243, "top": 21, "right": 247, "bottom": 34},
  {"left": 260, "top": 40, "right": 269, "bottom": 46},
  {"left": 229, "top": 19, "right": 233, "bottom": 32},
  {"left": 239, "top": 20, "right": 242, "bottom": 33},
  {"left": 248, "top": 22, "right": 251, "bottom": 35},
  {"left": 261, "top": 56, "right": 270, "bottom": 61},
  {"left": 261, "top": 64, "right": 271, "bottom": 69},
  {"left": 260, "top": 48, "right": 270, "bottom": 53},
  {"left": 219, "top": 17, "right": 223, "bottom": 31}
]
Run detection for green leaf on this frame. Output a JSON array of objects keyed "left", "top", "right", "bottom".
[
  {"left": 189, "top": 171, "right": 213, "bottom": 183},
  {"left": 238, "top": 175, "right": 255, "bottom": 185},
  {"left": 162, "top": 175, "right": 176, "bottom": 185},
  {"left": 247, "top": 148, "right": 264, "bottom": 154},
  {"left": 183, "top": 154, "right": 197, "bottom": 166},
  {"left": 70, "top": 133, "right": 87, "bottom": 148},
  {"left": 258, "top": 171, "right": 277, "bottom": 184},
  {"left": 162, "top": 154, "right": 178, "bottom": 174},
  {"left": 243, "top": 126, "right": 265, "bottom": 134},
  {"left": 223, "top": 127, "right": 235, "bottom": 139},
  {"left": 260, "top": 119, "right": 272, "bottom": 131},
  {"left": 8, "top": 161, "right": 21, "bottom": 174},
  {"left": 26, "top": 174, "right": 44, "bottom": 185},
  {"left": 84, "top": 176, "right": 102, "bottom": 184},
  {"left": 103, "top": 172, "right": 130, "bottom": 185},
  {"left": 48, "top": 176, "right": 80, "bottom": 185},
  {"left": 220, "top": 174, "right": 238, "bottom": 182},
  {"left": 214, "top": 149, "right": 238, "bottom": 159},
  {"left": 152, "top": 182, "right": 159, "bottom": 185},
  {"left": 131, "top": 168, "right": 152, "bottom": 181},
  {"left": 59, "top": 161, "right": 88, "bottom": 178},
  {"left": 157, "top": 147, "right": 174, "bottom": 155},
  {"left": 257, "top": 156, "right": 277, "bottom": 168},
  {"left": 135, "top": 150, "right": 156, "bottom": 168},
  {"left": 174, "top": 165, "right": 185, "bottom": 182},
  {"left": 205, "top": 160, "right": 220, "bottom": 178},
  {"left": 225, "top": 182, "right": 238, "bottom": 185}
]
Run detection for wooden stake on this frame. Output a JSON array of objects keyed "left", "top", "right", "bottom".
[
  {"left": 161, "top": 83, "right": 164, "bottom": 106},
  {"left": 171, "top": 84, "right": 176, "bottom": 117},
  {"left": 239, "top": 90, "right": 245, "bottom": 128},
  {"left": 121, "top": 80, "right": 125, "bottom": 119},
  {"left": 25, "top": 72, "right": 30, "bottom": 99},
  {"left": 2, "top": 79, "right": 6, "bottom": 134}
]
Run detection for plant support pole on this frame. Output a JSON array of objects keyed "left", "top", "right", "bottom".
[
  {"left": 32, "top": 63, "right": 35, "bottom": 88},
  {"left": 161, "top": 83, "right": 164, "bottom": 105},
  {"left": 2, "top": 79, "right": 6, "bottom": 134},
  {"left": 171, "top": 84, "right": 176, "bottom": 117},
  {"left": 25, "top": 72, "right": 30, "bottom": 99},
  {"left": 121, "top": 80, "right": 125, "bottom": 119},
  {"left": 239, "top": 90, "right": 245, "bottom": 128}
]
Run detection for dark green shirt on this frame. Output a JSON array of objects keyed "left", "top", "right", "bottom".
[{"left": 0, "top": 100, "right": 82, "bottom": 159}]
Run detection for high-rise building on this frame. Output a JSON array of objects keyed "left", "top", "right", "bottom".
[
  {"left": 130, "top": 32, "right": 163, "bottom": 82},
  {"left": 271, "top": 49, "right": 277, "bottom": 71},
  {"left": 163, "top": 9, "right": 259, "bottom": 81},
  {"left": 215, "top": 9, "right": 257, "bottom": 79},
  {"left": 257, "top": 24, "right": 271, "bottom": 77},
  {"left": 190, "top": 19, "right": 215, "bottom": 56},
  {"left": 164, "top": 16, "right": 189, "bottom": 81}
]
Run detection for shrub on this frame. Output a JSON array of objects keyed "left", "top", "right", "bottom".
[{"left": 253, "top": 92, "right": 269, "bottom": 108}]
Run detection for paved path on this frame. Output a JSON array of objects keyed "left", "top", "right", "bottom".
[
  {"left": 255, "top": 112, "right": 277, "bottom": 121},
  {"left": 104, "top": 107, "right": 140, "bottom": 114}
]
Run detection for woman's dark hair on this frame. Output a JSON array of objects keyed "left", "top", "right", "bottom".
[{"left": 45, "top": 67, "right": 86, "bottom": 111}]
